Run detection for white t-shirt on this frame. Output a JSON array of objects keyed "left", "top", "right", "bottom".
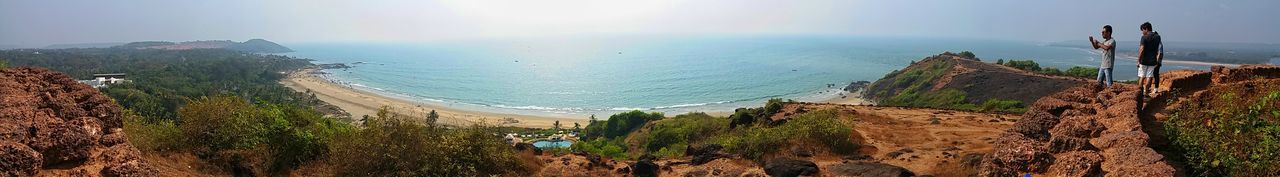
[{"left": 1099, "top": 39, "right": 1116, "bottom": 69}]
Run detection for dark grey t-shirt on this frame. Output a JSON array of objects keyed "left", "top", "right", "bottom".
[{"left": 1140, "top": 33, "right": 1162, "bottom": 66}]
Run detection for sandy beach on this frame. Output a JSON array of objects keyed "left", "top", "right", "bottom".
[
  {"left": 820, "top": 89, "right": 874, "bottom": 105},
  {"left": 281, "top": 68, "right": 587, "bottom": 128}
]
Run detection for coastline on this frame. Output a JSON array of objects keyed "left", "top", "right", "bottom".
[
  {"left": 819, "top": 88, "right": 874, "bottom": 105},
  {"left": 281, "top": 68, "right": 587, "bottom": 128}
]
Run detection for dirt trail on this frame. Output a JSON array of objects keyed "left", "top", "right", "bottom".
[{"left": 979, "top": 65, "right": 1280, "bottom": 177}]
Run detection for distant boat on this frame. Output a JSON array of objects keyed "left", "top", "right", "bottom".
[{"left": 515, "top": 60, "right": 519, "bottom": 63}]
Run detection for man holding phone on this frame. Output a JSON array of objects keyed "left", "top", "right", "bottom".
[{"left": 1089, "top": 25, "right": 1116, "bottom": 87}]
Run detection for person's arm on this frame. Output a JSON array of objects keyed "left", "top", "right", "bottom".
[
  {"left": 1090, "top": 37, "right": 1100, "bottom": 49},
  {"left": 1136, "top": 45, "right": 1145, "bottom": 66},
  {"left": 1156, "top": 42, "right": 1164, "bottom": 64},
  {"left": 1098, "top": 40, "right": 1112, "bottom": 50}
]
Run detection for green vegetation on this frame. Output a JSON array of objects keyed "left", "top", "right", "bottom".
[
  {"left": 712, "top": 109, "right": 859, "bottom": 160},
  {"left": 643, "top": 112, "right": 728, "bottom": 157},
  {"left": 1001, "top": 59, "right": 1097, "bottom": 79},
  {"left": 958, "top": 51, "right": 977, "bottom": 59},
  {"left": 0, "top": 48, "right": 324, "bottom": 120},
  {"left": 575, "top": 110, "right": 664, "bottom": 158},
  {"left": 1166, "top": 91, "right": 1280, "bottom": 177},
  {"left": 575, "top": 101, "right": 861, "bottom": 161},
  {"left": 582, "top": 110, "right": 664, "bottom": 139},
  {"left": 6, "top": 48, "right": 530, "bottom": 176},
  {"left": 328, "top": 108, "right": 527, "bottom": 176},
  {"left": 124, "top": 95, "right": 353, "bottom": 174}
]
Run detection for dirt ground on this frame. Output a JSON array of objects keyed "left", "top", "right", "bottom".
[{"left": 788, "top": 103, "right": 1014, "bottom": 176}]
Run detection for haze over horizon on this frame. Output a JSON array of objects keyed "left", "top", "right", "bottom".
[{"left": 3, "top": 0, "right": 1279, "bottom": 47}]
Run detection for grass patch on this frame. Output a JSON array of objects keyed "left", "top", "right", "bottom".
[
  {"left": 1166, "top": 90, "right": 1280, "bottom": 176},
  {"left": 712, "top": 109, "right": 860, "bottom": 160}
]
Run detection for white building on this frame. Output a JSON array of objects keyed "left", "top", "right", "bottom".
[{"left": 79, "top": 73, "right": 129, "bottom": 88}]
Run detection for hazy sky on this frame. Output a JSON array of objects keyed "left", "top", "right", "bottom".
[{"left": 3, "top": 0, "right": 1278, "bottom": 46}]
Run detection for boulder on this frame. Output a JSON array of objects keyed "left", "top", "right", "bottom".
[
  {"left": 0, "top": 141, "right": 41, "bottom": 176},
  {"left": 827, "top": 162, "right": 915, "bottom": 177},
  {"left": 764, "top": 158, "right": 818, "bottom": 177},
  {"left": 685, "top": 144, "right": 726, "bottom": 165},
  {"left": 632, "top": 154, "right": 659, "bottom": 177}
]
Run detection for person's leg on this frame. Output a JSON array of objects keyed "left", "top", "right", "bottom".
[
  {"left": 1105, "top": 68, "right": 1113, "bottom": 87},
  {"left": 1153, "top": 65, "right": 1162, "bottom": 93},
  {"left": 1100, "top": 67, "right": 1111, "bottom": 86}
]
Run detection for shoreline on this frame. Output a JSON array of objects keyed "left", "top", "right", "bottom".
[
  {"left": 281, "top": 68, "right": 588, "bottom": 128},
  {"left": 281, "top": 68, "right": 868, "bottom": 128},
  {"left": 818, "top": 89, "right": 874, "bottom": 105}
]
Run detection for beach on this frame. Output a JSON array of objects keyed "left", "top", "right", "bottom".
[
  {"left": 281, "top": 68, "right": 587, "bottom": 128},
  {"left": 819, "top": 89, "right": 874, "bottom": 105}
]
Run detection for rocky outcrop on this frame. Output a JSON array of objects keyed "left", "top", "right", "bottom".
[
  {"left": 1210, "top": 65, "right": 1280, "bottom": 84},
  {"left": 979, "top": 83, "right": 1175, "bottom": 176},
  {"left": 827, "top": 162, "right": 915, "bottom": 177},
  {"left": 763, "top": 158, "right": 818, "bottom": 177},
  {"left": 0, "top": 67, "right": 157, "bottom": 176},
  {"left": 685, "top": 144, "right": 728, "bottom": 165}
]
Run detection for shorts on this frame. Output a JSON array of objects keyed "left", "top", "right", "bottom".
[{"left": 1138, "top": 65, "right": 1157, "bottom": 77}]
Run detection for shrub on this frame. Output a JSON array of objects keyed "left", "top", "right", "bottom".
[
  {"left": 178, "top": 96, "right": 267, "bottom": 152},
  {"left": 1063, "top": 66, "right": 1098, "bottom": 79},
  {"left": 123, "top": 110, "right": 184, "bottom": 152},
  {"left": 1038, "top": 67, "right": 1064, "bottom": 76},
  {"left": 153, "top": 95, "right": 355, "bottom": 173},
  {"left": 329, "top": 108, "right": 526, "bottom": 176},
  {"left": 1167, "top": 91, "right": 1280, "bottom": 177},
  {"left": 572, "top": 138, "right": 630, "bottom": 159},
  {"left": 713, "top": 109, "right": 859, "bottom": 160},
  {"left": 958, "top": 51, "right": 977, "bottom": 59},
  {"left": 583, "top": 110, "right": 663, "bottom": 139},
  {"left": 1003, "top": 60, "right": 1041, "bottom": 71},
  {"left": 979, "top": 99, "right": 1026, "bottom": 113},
  {"left": 643, "top": 113, "right": 728, "bottom": 157}
]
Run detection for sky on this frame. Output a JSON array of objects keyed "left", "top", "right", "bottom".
[{"left": 2, "top": 0, "right": 1279, "bottom": 47}]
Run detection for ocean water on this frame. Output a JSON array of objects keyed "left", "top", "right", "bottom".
[{"left": 284, "top": 36, "right": 1209, "bottom": 118}]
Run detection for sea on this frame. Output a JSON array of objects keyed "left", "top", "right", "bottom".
[{"left": 284, "top": 35, "right": 1212, "bottom": 118}]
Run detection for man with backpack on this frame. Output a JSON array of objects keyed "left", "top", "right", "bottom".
[{"left": 1136, "top": 22, "right": 1162, "bottom": 108}]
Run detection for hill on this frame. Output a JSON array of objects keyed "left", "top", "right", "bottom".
[
  {"left": 864, "top": 52, "right": 1087, "bottom": 113},
  {"left": 42, "top": 42, "right": 128, "bottom": 49},
  {"left": 117, "top": 39, "right": 293, "bottom": 53}
]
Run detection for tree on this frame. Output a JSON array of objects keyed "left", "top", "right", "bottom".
[
  {"left": 996, "top": 59, "right": 1004, "bottom": 65},
  {"left": 426, "top": 110, "right": 439, "bottom": 126},
  {"left": 958, "top": 51, "right": 977, "bottom": 59},
  {"left": 553, "top": 120, "right": 562, "bottom": 131},
  {"left": 573, "top": 122, "right": 581, "bottom": 132},
  {"left": 589, "top": 114, "right": 597, "bottom": 124}
]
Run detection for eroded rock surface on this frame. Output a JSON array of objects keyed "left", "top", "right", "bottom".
[
  {"left": 0, "top": 67, "right": 158, "bottom": 176},
  {"left": 979, "top": 84, "right": 1175, "bottom": 177}
]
